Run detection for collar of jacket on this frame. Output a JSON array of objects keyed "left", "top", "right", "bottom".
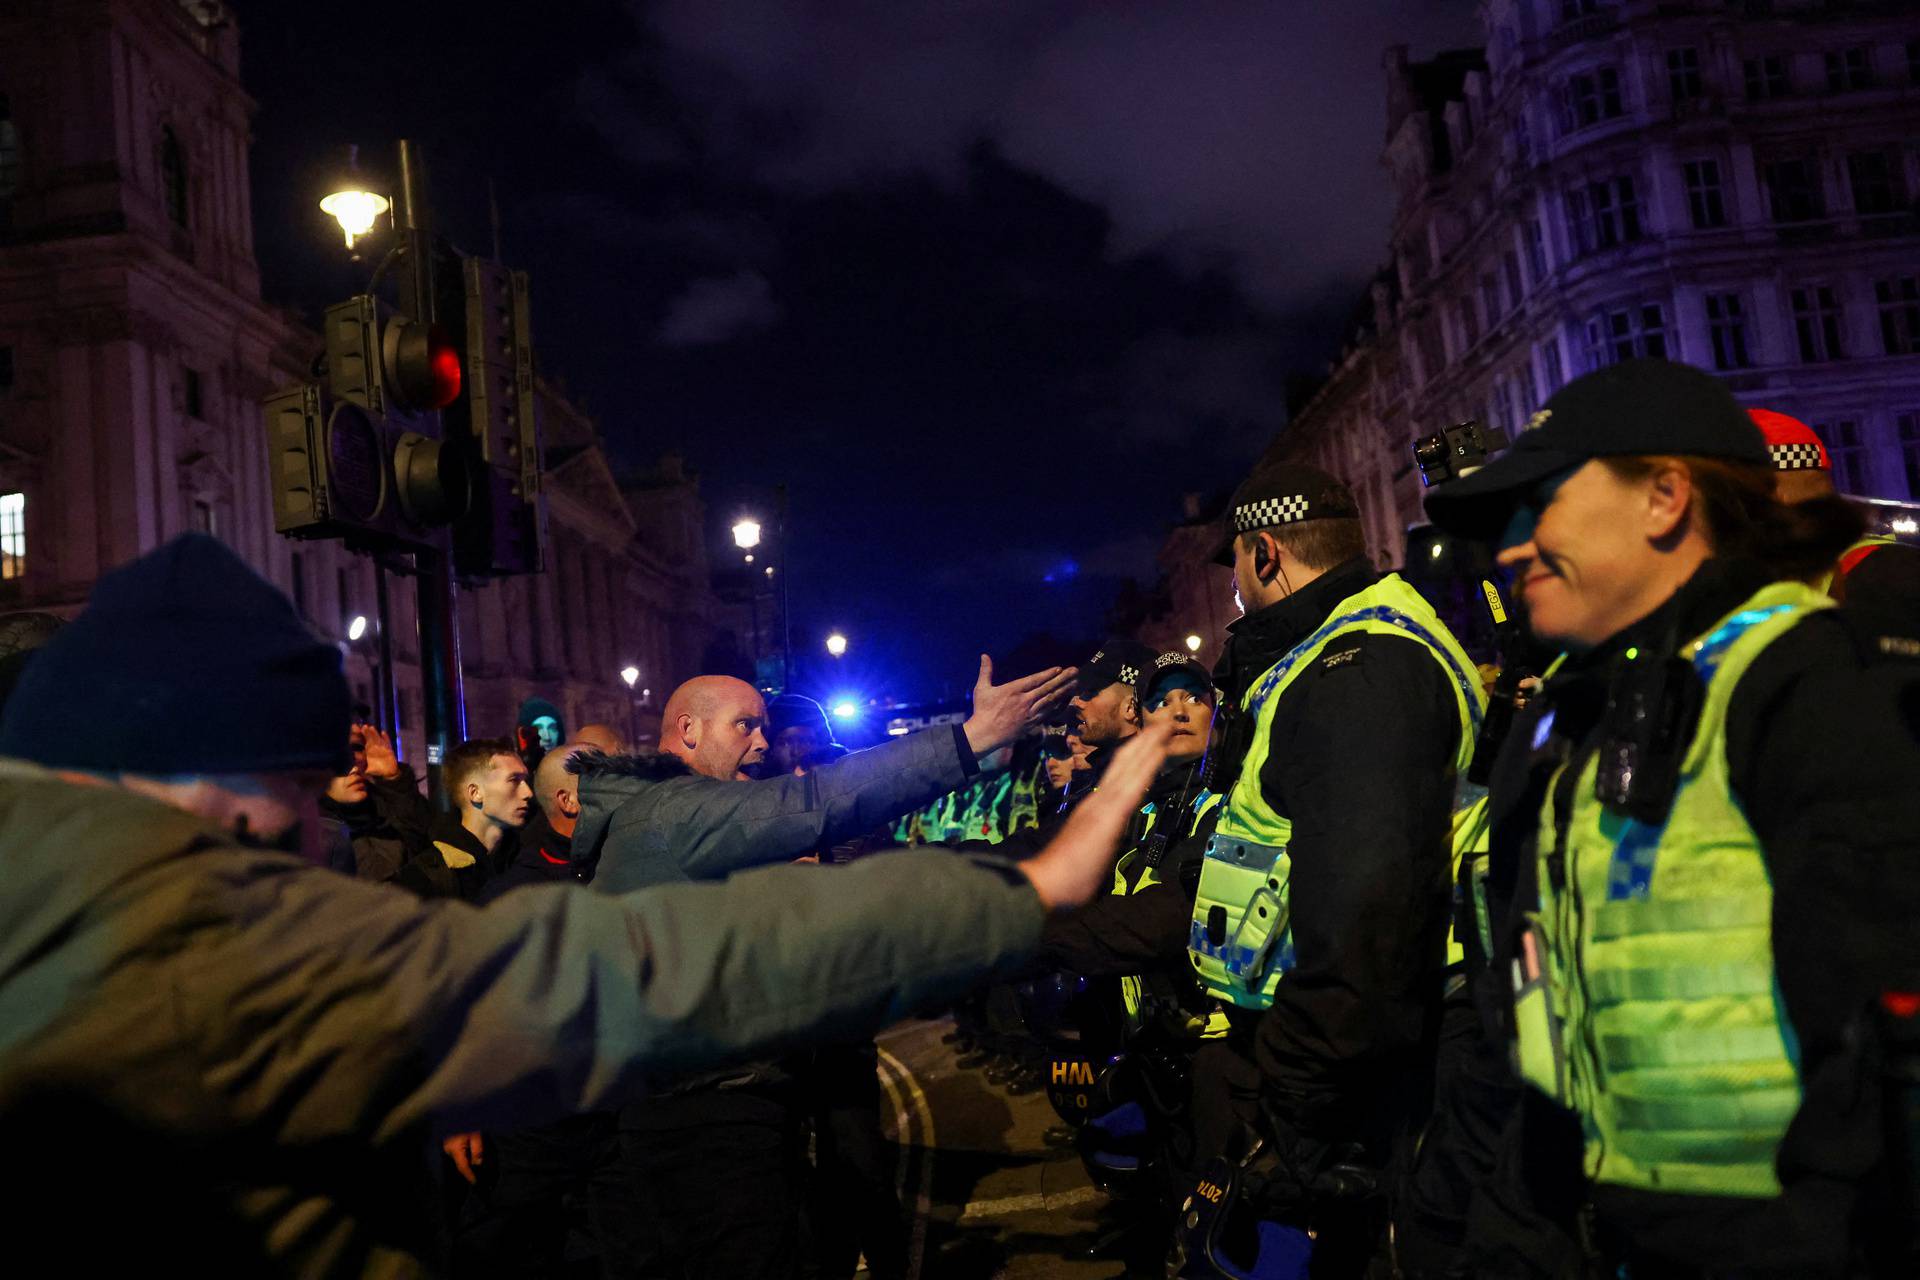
[
  {"left": 1217, "top": 555, "right": 1377, "bottom": 700},
  {"left": 569, "top": 750, "right": 695, "bottom": 864},
  {"left": 429, "top": 810, "right": 498, "bottom": 867},
  {"left": 1551, "top": 556, "right": 1779, "bottom": 688}
]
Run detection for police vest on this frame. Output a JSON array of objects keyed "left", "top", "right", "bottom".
[
  {"left": 1187, "top": 574, "right": 1486, "bottom": 1009},
  {"left": 1512, "top": 582, "right": 1828, "bottom": 1200},
  {"left": 1114, "top": 789, "right": 1228, "bottom": 1038}
]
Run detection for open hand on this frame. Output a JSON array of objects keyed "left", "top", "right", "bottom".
[
  {"left": 356, "top": 722, "right": 402, "bottom": 781},
  {"left": 1019, "top": 721, "right": 1171, "bottom": 911},
  {"left": 961, "top": 656, "right": 1079, "bottom": 758},
  {"left": 442, "top": 1132, "right": 485, "bottom": 1185}
]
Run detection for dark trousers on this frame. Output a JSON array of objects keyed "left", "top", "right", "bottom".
[
  {"left": 620, "top": 1088, "right": 803, "bottom": 1280},
  {"left": 451, "top": 1114, "right": 644, "bottom": 1279},
  {"left": 805, "top": 1042, "right": 909, "bottom": 1280}
]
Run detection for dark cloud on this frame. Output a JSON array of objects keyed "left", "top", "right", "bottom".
[
  {"left": 656, "top": 269, "right": 781, "bottom": 345},
  {"left": 631, "top": 0, "right": 1480, "bottom": 303}
]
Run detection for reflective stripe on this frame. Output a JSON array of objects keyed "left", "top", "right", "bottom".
[
  {"left": 1600, "top": 1026, "right": 1794, "bottom": 1072},
  {"left": 1584, "top": 962, "right": 1778, "bottom": 1005},
  {"left": 1589, "top": 893, "right": 1771, "bottom": 941},
  {"left": 1246, "top": 606, "right": 1485, "bottom": 740},
  {"left": 1607, "top": 1084, "right": 1801, "bottom": 1134}
]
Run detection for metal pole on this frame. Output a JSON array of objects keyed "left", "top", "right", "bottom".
[
  {"left": 778, "top": 483, "right": 792, "bottom": 694},
  {"left": 373, "top": 557, "right": 400, "bottom": 749},
  {"left": 393, "top": 138, "right": 466, "bottom": 803}
]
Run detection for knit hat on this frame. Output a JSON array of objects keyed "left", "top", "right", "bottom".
[
  {"left": 1748, "top": 407, "right": 1830, "bottom": 472},
  {"left": 766, "top": 693, "right": 835, "bottom": 744},
  {"left": 0, "top": 534, "right": 351, "bottom": 774}
]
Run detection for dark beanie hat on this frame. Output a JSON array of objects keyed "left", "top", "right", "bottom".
[
  {"left": 766, "top": 693, "right": 834, "bottom": 742},
  {"left": 517, "top": 697, "right": 564, "bottom": 730},
  {"left": 0, "top": 534, "right": 351, "bottom": 775}
]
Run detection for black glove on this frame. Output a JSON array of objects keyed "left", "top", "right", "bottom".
[{"left": 1238, "top": 1106, "right": 1380, "bottom": 1219}]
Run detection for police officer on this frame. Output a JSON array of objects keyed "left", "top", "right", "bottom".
[
  {"left": 1421, "top": 359, "right": 1920, "bottom": 1276},
  {"left": 1184, "top": 462, "right": 1485, "bottom": 1273}
]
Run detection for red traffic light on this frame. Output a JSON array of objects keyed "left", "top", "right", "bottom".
[{"left": 383, "top": 315, "right": 463, "bottom": 412}]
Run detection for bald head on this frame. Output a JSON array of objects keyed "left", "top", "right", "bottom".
[
  {"left": 662, "top": 675, "right": 768, "bottom": 780},
  {"left": 534, "top": 744, "right": 585, "bottom": 836},
  {"left": 574, "top": 722, "right": 626, "bottom": 756}
]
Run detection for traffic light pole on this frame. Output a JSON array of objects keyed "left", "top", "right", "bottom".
[{"left": 393, "top": 139, "right": 468, "bottom": 802}]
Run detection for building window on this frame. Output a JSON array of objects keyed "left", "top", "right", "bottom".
[
  {"left": 1909, "top": 39, "right": 1920, "bottom": 83},
  {"left": 1489, "top": 380, "right": 1514, "bottom": 435},
  {"left": 1898, "top": 412, "right": 1920, "bottom": 499},
  {"left": 1814, "top": 419, "right": 1869, "bottom": 493},
  {"left": 1503, "top": 251, "right": 1525, "bottom": 311},
  {"left": 1791, "top": 285, "right": 1846, "bottom": 362},
  {"left": 1847, "top": 151, "right": 1904, "bottom": 216},
  {"left": 1764, "top": 159, "right": 1825, "bottom": 223},
  {"left": 0, "top": 346, "right": 12, "bottom": 393},
  {"left": 1877, "top": 276, "right": 1920, "bottom": 355},
  {"left": 1683, "top": 160, "right": 1727, "bottom": 229},
  {"left": 1706, "top": 293, "right": 1753, "bottom": 370},
  {"left": 1743, "top": 55, "right": 1791, "bottom": 100},
  {"left": 1668, "top": 48, "right": 1704, "bottom": 99},
  {"left": 190, "top": 499, "right": 215, "bottom": 535},
  {"left": 0, "top": 492, "right": 23, "bottom": 581},
  {"left": 1541, "top": 338, "right": 1566, "bottom": 392},
  {"left": 1824, "top": 47, "right": 1873, "bottom": 92},
  {"left": 1457, "top": 298, "right": 1481, "bottom": 351},
  {"left": 0, "top": 94, "right": 19, "bottom": 211},
  {"left": 183, "top": 367, "right": 203, "bottom": 419},
  {"left": 1559, "top": 67, "right": 1624, "bottom": 133},
  {"left": 1480, "top": 271, "right": 1503, "bottom": 327},
  {"left": 1566, "top": 176, "right": 1643, "bottom": 256},
  {"left": 1525, "top": 218, "right": 1549, "bottom": 282},
  {"left": 1519, "top": 358, "right": 1539, "bottom": 411},
  {"left": 160, "top": 126, "right": 188, "bottom": 229},
  {"left": 1583, "top": 303, "right": 1667, "bottom": 369}
]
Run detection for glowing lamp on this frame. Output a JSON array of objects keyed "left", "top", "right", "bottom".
[
  {"left": 1184, "top": 634, "right": 1202, "bottom": 652},
  {"left": 732, "top": 519, "right": 762, "bottom": 550},
  {"left": 347, "top": 615, "right": 369, "bottom": 642},
  {"left": 832, "top": 700, "right": 859, "bottom": 719},
  {"left": 621, "top": 665, "right": 640, "bottom": 688},
  {"left": 826, "top": 632, "right": 848, "bottom": 657},
  {"left": 319, "top": 188, "right": 390, "bottom": 250}
]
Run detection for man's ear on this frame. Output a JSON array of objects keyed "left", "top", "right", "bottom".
[
  {"left": 1645, "top": 461, "right": 1694, "bottom": 543},
  {"left": 676, "top": 714, "right": 699, "bottom": 752},
  {"left": 559, "top": 788, "right": 581, "bottom": 819},
  {"left": 1125, "top": 693, "right": 1142, "bottom": 726}
]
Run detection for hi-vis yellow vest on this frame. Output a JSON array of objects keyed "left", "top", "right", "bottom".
[
  {"left": 1187, "top": 575, "right": 1486, "bottom": 1009},
  {"left": 1113, "top": 790, "right": 1227, "bottom": 1038},
  {"left": 1512, "top": 582, "right": 1828, "bottom": 1199}
]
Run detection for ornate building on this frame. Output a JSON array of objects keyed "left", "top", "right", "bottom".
[
  {"left": 0, "top": 0, "right": 716, "bottom": 763},
  {"left": 1135, "top": 0, "right": 1920, "bottom": 654}
]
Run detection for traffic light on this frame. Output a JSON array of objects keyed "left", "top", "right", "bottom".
[
  {"left": 450, "top": 257, "right": 545, "bottom": 577},
  {"left": 265, "top": 294, "right": 471, "bottom": 550}
]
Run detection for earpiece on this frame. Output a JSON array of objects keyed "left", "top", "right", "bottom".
[{"left": 1254, "top": 538, "right": 1276, "bottom": 583}]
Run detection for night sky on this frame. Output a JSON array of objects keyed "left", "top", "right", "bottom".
[{"left": 243, "top": 1, "right": 1479, "bottom": 702}]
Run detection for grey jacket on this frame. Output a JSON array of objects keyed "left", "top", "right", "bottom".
[
  {"left": 0, "top": 762, "right": 1040, "bottom": 1277},
  {"left": 575, "top": 723, "right": 977, "bottom": 893}
]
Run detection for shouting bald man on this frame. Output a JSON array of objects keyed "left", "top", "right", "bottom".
[{"left": 573, "top": 656, "right": 1076, "bottom": 1279}]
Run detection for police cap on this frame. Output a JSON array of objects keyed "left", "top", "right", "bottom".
[
  {"left": 1211, "top": 462, "right": 1360, "bottom": 565},
  {"left": 1424, "top": 359, "right": 1769, "bottom": 541},
  {"left": 1075, "top": 638, "right": 1157, "bottom": 697}
]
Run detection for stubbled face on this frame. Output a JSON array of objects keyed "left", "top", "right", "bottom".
[
  {"left": 693, "top": 690, "right": 769, "bottom": 781},
  {"left": 324, "top": 732, "right": 369, "bottom": 805},
  {"left": 1497, "top": 460, "right": 1665, "bottom": 652},
  {"left": 767, "top": 724, "right": 828, "bottom": 776},
  {"left": 1142, "top": 674, "right": 1215, "bottom": 763},
  {"left": 471, "top": 753, "right": 533, "bottom": 829},
  {"left": 1069, "top": 682, "right": 1139, "bottom": 748}
]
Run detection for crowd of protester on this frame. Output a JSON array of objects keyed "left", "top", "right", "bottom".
[{"left": 0, "top": 359, "right": 1918, "bottom": 1278}]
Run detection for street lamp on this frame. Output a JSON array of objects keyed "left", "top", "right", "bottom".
[
  {"left": 348, "top": 614, "right": 369, "bottom": 642},
  {"left": 620, "top": 665, "right": 640, "bottom": 688},
  {"left": 732, "top": 519, "right": 762, "bottom": 550},
  {"left": 826, "top": 632, "right": 848, "bottom": 658},
  {"left": 1185, "top": 633, "right": 1203, "bottom": 653}
]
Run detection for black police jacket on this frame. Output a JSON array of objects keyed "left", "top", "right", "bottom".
[
  {"left": 1470, "top": 557, "right": 1920, "bottom": 1275},
  {"left": 1217, "top": 556, "right": 1466, "bottom": 1155}
]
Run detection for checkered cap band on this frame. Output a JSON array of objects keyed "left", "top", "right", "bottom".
[
  {"left": 1769, "top": 442, "right": 1826, "bottom": 472},
  {"left": 1234, "top": 495, "right": 1311, "bottom": 531},
  {"left": 1118, "top": 663, "right": 1141, "bottom": 686}
]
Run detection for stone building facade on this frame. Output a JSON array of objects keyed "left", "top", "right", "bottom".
[
  {"left": 1134, "top": 0, "right": 1920, "bottom": 654},
  {"left": 0, "top": 0, "right": 715, "bottom": 765}
]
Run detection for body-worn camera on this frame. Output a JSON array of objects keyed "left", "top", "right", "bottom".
[{"left": 1414, "top": 420, "right": 1509, "bottom": 487}]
